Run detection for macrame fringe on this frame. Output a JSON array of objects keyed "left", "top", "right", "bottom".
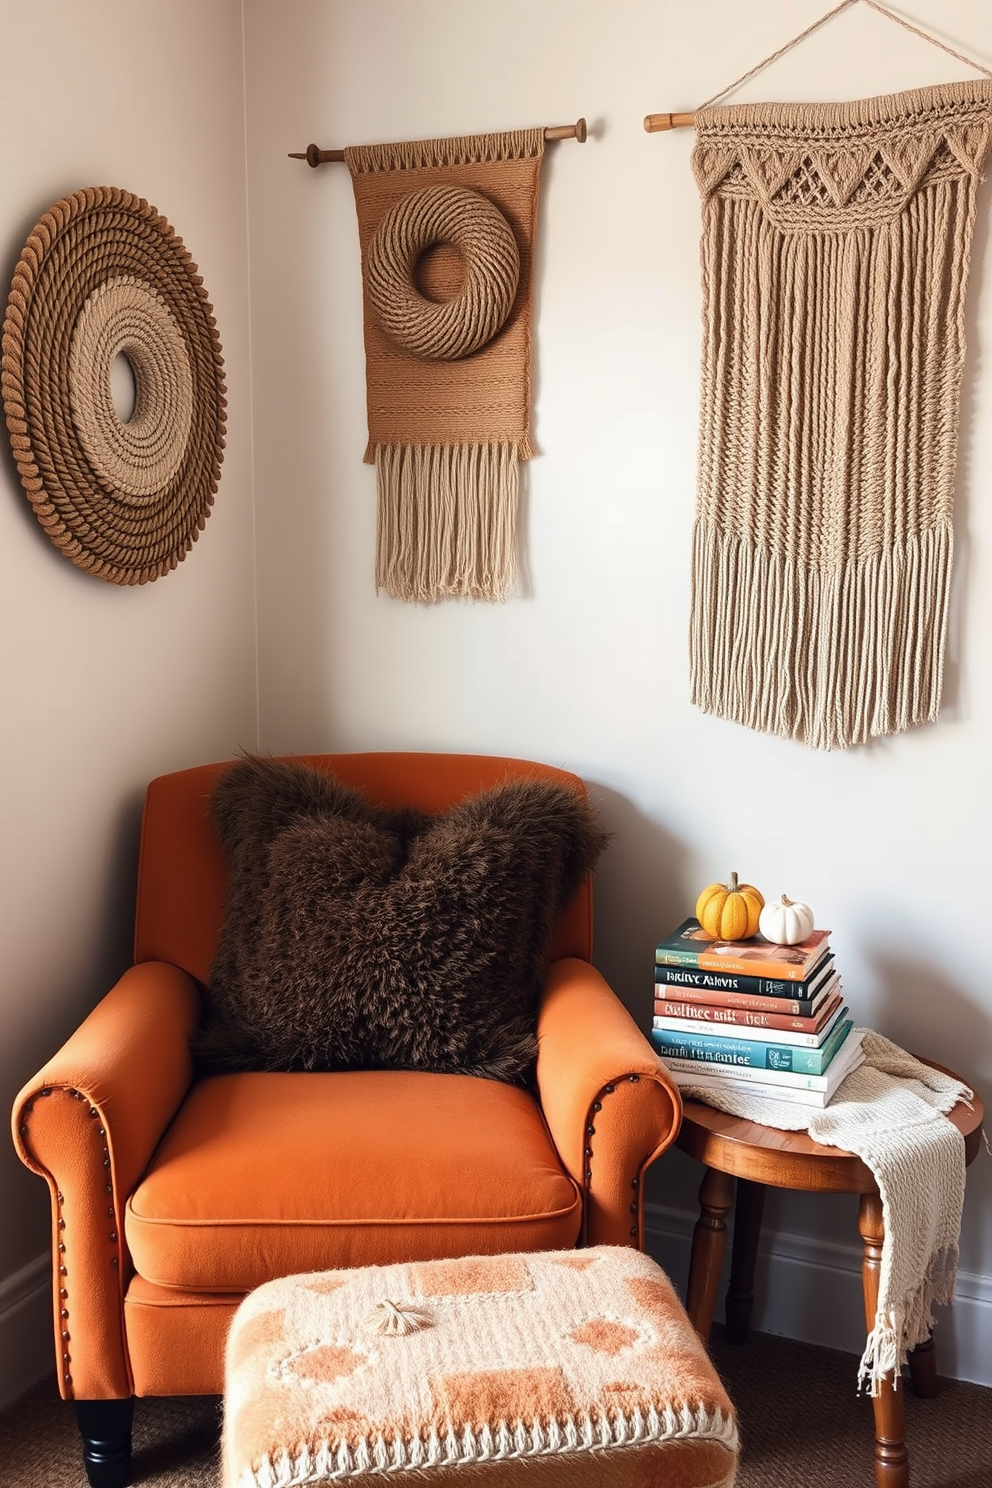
[
  {"left": 345, "top": 128, "right": 544, "bottom": 175},
  {"left": 857, "top": 1244, "right": 959, "bottom": 1396},
  {"left": 690, "top": 521, "right": 952, "bottom": 751},
  {"left": 370, "top": 440, "right": 530, "bottom": 603},
  {"left": 690, "top": 83, "right": 992, "bottom": 746}
]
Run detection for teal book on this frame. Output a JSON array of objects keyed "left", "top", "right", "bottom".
[{"left": 651, "top": 1016, "right": 853, "bottom": 1076}]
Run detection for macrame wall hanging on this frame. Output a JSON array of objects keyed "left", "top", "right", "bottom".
[
  {"left": 647, "top": 0, "right": 992, "bottom": 749},
  {"left": 291, "top": 120, "right": 587, "bottom": 603},
  {"left": 2, "top": 187, "right": 226, "bottom": 585}
]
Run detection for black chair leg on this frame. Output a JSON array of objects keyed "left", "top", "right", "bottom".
[{"left": 75, "top": 1398, "right": 134, "bottom": 1488}]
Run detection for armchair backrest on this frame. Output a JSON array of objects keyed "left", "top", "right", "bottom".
[{"left": 134, "top": 752, "right": 595, "bottom": 985}]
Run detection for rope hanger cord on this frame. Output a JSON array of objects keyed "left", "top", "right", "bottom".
[
  {"left": 645, "top": 0, "right": 992, "bottom": 132},
  {"left": 290, "top": 118, "right": 587, "bottom": 166}
]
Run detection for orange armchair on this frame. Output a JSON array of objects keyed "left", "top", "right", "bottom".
[{"left": 12, "top": 753, "right": 681, "bottom": 1486}]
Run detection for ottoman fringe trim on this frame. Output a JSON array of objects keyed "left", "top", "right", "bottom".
[
  {"left": 370, "top": 440, "right": 533, "bottom": 603},
  {"left": 689, "top": 520, "right": 953, "bottom": 751},
  {"left": 236, "top": 1403, "right": 739, "bottom": 1486}
]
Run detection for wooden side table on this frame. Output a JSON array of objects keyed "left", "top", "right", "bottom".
[{"left": 676, "top": 1069, "right": 983, "bottom": 1488}]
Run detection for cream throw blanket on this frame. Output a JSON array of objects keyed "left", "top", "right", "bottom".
[{"left": 677, "top": 1031, "right": 972, "bottom": 1393}]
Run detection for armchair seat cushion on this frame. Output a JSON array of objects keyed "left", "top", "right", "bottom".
[{"left": 125, "top": 1070, "right": 582, "bottom": 1292}]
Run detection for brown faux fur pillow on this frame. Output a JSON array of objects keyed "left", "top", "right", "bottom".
[{"left": 194, "top": 755, "right": 608, "bottom": 1084}]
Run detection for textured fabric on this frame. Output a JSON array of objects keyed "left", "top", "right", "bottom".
[
  {"left": 677, "top": 1030, "right": 972, "bottom": 1392},
  {"left": 346, "top": 130, "right": 544, "bottom": 601},
  {"left": 535, "top": 958, "right": 683, "bottom": 1246},
  {"left": 11, "top": 753, "right": 682, "bottom": 1408},
  {"left": 134, "top": 754, "right": 597, "bottom": 986},
  {"left": 125, "top": 1279, "right": 240, "bottom": 1398},
  {"left": 11, "top": 961, "right": 199, "bottom": 1400},
  {"left": 690, "top": 79, "right": 992, "bottom": 749},
  {"left": 124, "top": 1070, "right": 581, "bottom": 1291},
  {"left": 197, "top": 755, "right": 607, "bottom": 1083},
  {"left": 223, "top": 1246, "right": 738, "bottom": 1487}
]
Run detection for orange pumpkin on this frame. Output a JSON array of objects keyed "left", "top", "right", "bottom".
[{"left": 695, "top": 872, "right": 764, "bottom": 941}]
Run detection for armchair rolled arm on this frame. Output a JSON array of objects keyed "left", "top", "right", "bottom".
[
  {"left": 536, "top": 957, "right": 682, "bottom": 1249},
  {"left": 11, "top": 961, "right": 200, "bottom": 1399}
]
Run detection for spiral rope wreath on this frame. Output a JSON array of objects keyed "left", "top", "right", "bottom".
[
  {"left": 365, "top": 184, "right": 520, "bottom": 361},
  {"left": 2, "top": 186, "right": 226, "bottom": 585}
]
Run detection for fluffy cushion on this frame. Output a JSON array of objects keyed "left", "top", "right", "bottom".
[{"left": 194, "top": 755, "right": 608, "bottom": 1084}]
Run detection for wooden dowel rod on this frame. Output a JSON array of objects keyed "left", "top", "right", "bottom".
[
  {"left": 289, "top": 118, "right": 587, "bottom": 166},
  {"left": 644, "top": 112, "right": 696, "bottom": 133},
  {"left": 545, "top": 117, "right": 587, "bottom": 142},
  {"left": 287, "top": 144, "right": 345, "bottom": 166}
]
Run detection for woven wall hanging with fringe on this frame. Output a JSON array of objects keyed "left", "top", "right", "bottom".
[
  {"left": 2, "top": 186, "right": 226, "bottom": 585},
  {"left": 345, "top": 129, "right": 543, "bottom": 603},
  {"left": 689, "top": 78, "right": 992, "bottom": 749}
]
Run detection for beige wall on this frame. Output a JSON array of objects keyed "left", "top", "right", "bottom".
[
  {"left": 243, "top": 0, "right": 992, "bottom": 1380},
  {"left": 4, "top": 0, "right": 992, "bottom": 1404},
  {"left": 0, "top": 0, "right": 257, "bottom": 1379}
]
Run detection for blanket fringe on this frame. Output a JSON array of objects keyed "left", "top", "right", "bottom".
[
  {"left": 857, "top": 1245, "right": 960, "bottom": 1395},
  {"left": 370, "top": 440, "right": 527, "bottom": 603}
]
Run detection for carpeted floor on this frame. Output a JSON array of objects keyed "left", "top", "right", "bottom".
[{"left": 1, "top": 1327, "right": 990, "bottom": 1486}]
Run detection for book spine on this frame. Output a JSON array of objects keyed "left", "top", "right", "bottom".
[
  {"left": 651, "top": 983, "right": 826, "bottom": 1017},
  {"left": 651, "top": 1022, "right": 850, "bottom": 1076},
  {"left": 691, "top": 948, "right": 821, "bottom": 982},
  {"left": 656, "top": 1052, "right": 838, "bottom": 1090},
  {"left": 654, "top": 964, "right": 811, "bottom": 997},
  {"left": 652, "top": 999, "right": 844, "bottom": 1046}
]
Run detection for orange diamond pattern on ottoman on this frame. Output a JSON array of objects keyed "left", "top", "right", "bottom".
[{"left": 223, "top": 1245, "right": 738, "bottom": 1487}]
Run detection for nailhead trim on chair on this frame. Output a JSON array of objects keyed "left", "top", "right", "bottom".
[
  {"left": 19, "top": 1086, "right": 124, "bottom": 1396},
  {"left": 583, "top": 1073, "right": 648, "bottom": 1243}
]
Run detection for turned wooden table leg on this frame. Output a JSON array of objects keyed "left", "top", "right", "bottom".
[
  {"left": 858, "top": 1193, "right": 909, "bottom": 1488},
  {"left": 907, "top": 1333, "right": 939, "bottom": 1399},
  {"left": 686, "top": 1166, "right": 735, "bottom": 1342},
  {"left": 725, "top": 1176, "right": 765, "bottom": 1344}
]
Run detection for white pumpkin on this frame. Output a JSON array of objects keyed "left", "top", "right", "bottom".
[{"left": 758, "top": 894, "right": 815, "bottom": 946}]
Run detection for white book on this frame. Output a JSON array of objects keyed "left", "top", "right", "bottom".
[
  {"left": 668, "top": 1049, "right": 867, "bottom": 1110},
  {"left": 660, "top": 1027, "right": 866, "bottom": 1093}
]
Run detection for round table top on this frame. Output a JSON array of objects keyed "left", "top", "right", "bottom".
[{"left": 675, "top": 1064, "right": 984, "bottom": 1196}]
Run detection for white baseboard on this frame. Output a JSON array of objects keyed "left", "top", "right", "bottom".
[
  {"left": 645, "top": 1201, "right": 992, "bottom": 1388},
  {"left": 0, "top": 1253, "right": 55, "bottom": 1410}
]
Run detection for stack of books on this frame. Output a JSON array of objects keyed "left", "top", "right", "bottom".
[{"left": 650, "top": 917, "right": 865, "bottom": 1108}]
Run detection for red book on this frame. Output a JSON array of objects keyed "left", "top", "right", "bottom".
[{"left": 653, "top": 988, "right": 843, "bottom": 1038}]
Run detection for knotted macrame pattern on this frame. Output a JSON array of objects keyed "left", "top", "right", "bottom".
[{"left": 690, "top": 80, "right": 992, "bottom": 749}]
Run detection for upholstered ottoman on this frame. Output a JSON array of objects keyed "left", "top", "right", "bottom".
[{"left": 223, "top": 1245, "right": 738, "bottom": 1487}]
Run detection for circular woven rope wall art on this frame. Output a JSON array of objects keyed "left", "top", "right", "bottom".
[
  {"left": 1, "top": 186, "right": 226, "bottom": 585},
  {"left": 365, "top": 184, "right": 520, "bottom": 361}
]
